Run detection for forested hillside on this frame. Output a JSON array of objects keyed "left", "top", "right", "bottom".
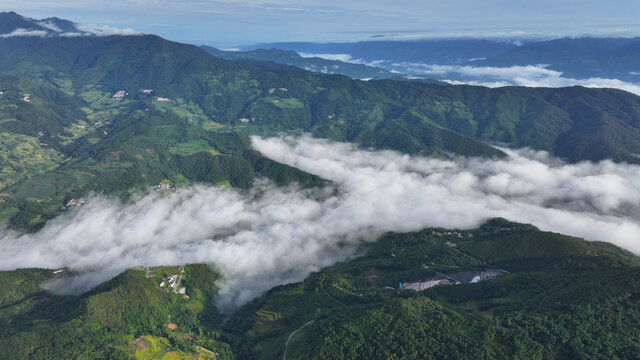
[
  {"left": 2, "top": 35, "right": 640, "bottom": 163},
  {"left": 225, "top": 219, "right": 640, "bottom": 359},
  {"left": 2, "top": 219, "right": 638, "bottom": 359}
]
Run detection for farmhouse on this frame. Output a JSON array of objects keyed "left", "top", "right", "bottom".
[{"left": 112, "top": 90, "right": 127, "bottom": 98}]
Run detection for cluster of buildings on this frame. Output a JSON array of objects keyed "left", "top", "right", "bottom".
[
  {"left": 267, "top": 87, "right": 288, "bottom": 94},
  {"left": 159, "top": 268, "right": 187, "bottom": 296},
  {"left": 399, "top": 269, "right": 508, "bottom": 291},
  {"left": 66, "top": 198, "right": 85, "bottom": 207},
  {"left": 155, "top": 97, "right": 170, "bottom": 102},
  {"left": 141, "top": 89, "right": 153, "bottom": 94},
  {"left": 154, "top": 182, "right": 172, "bottom": 191},
  {"left": 431, "top": 230, "right": 473, "bottom": 238}
]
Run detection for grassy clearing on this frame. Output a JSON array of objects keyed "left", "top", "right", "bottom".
[
  {"left": 0, "top": 132, "right": 66, "bottom": 189},
  {"left": 134, "top": 336, "right": 198, "bottom": 359},
  {"left": 170, "top": 140, "right": 219, "bottom": 156},
  {"left": 256, "top": 309, "right": 283, "bottom": 322},
  {"left": 59, "top": 120, "right": 92, "bottom": 145},
  {"left": 269, "top": 97, "right": 304, "bottom": 109}
]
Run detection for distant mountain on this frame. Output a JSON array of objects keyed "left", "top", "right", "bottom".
[
  {"left": 242, "top": 39, "right": 518, "bottom": 64},
  {"left": 200, "top": 45, "right": 395, "bottom": 79},
  {"left": 473, "top": 37, "right": 640, "bottom": 81},
  {"left": 245, "top": 37, "right": 640, "bottom": 82},
  {"left": 0, "top": 11, "right": 136, "bottom": 38}
]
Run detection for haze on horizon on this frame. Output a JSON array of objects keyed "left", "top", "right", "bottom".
[{"left": 4, "top": 0, "right": 640, "bottom": 47}]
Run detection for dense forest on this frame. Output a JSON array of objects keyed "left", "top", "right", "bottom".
[{"left": 1, "top": 219, "right": 638, "bottom": 359}]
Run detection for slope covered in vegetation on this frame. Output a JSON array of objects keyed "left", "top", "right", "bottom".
[{"left": 2, "top": 219, "right": 637, "bottom": 359}]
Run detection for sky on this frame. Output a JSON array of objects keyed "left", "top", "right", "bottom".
[{"left": 3, "top": 0, "right": 640, "bottom": 47}]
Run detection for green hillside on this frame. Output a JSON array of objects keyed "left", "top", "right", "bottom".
[
  {"left": 1, "top": 219, "right": 637, "bottom": 359},
  {"left": 2, "top": 35, "right": 640, "bottom": 164},
  {"left": 224, "top": 219, "right": 640, "bottom": 359},
  {"left": 0, "top": 264, "right": 233, "bottom": 359}
]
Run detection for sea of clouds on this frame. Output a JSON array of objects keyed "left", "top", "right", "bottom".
[
  {"left": 400, "top": 63, "right": 640, "bottom": 96},
  {"left": 1, "top": 135, "right": 639, "bottom": 309},
  {"left": 298, "top": 53, "right": 640, "bottom": 95}
]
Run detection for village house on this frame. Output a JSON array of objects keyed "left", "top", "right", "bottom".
[
  {"left": 66, "top": 198, "right": 86, "bottom": 207},
  {"left": 155, "top": 182, "right": 172, "bottom": 191},
  {"left": 112, "top": 90, "right": 127, "bottom": 99}
]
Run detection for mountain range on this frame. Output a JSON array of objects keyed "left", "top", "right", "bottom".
[
  {"left": 0, "top": 11, "right": 639, "bottom": 360},
  {"left": 0, "top": 11, "right": 135, "bottom": 38},
  {"left": 244, "top": 37, "right": 640, "bottom": 82}
]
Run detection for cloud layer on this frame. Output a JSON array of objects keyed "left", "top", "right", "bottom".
[
  {"left": 0, "top": 28, "right": 49, "bottom": 38},
  {"left": 1, "top": 135, "right": 639, "bottom": 309},
  {"left": 390, "top": 63, "right": 640, "bottom": 96}
]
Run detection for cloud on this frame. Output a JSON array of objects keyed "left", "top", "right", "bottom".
[
  {"left": 36, "top": 21, "right": 62, "bottom": 32},
  {"left": 74, "top": 23, "right": 142, "bottom": 36},
  {"left": 389, "top": 63, "right": 640, "bottom": 96},
  {"left": 298, "top": 52, "right": 354, "bottom": 62},
  {"left": 0, "top": 28, "right": 48, "bottom": 38},
  {"left": 0, "top": 135, "right": 639, "bottom": 310}
]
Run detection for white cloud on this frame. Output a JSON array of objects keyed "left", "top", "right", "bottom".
[
  {"left": 0, "top": 28, "right": 48, "bottom": 38},
  {"left": 299, "top": 52, "right": 354, "bottom": 62},
  {"left": 59, "top": 32, "right": 85, "bottom": 37},
  {"left": 0, "top": 135, "right": 639, "bottom": 309},
  {"left": 391, "top": 63, "right": 640, "bottom": 96},
  {"left": 74, "top": 23, "right": 142, "bottom": 36},
  {"left": 36, "top": 21, "right": 62, "bottom": 32}
]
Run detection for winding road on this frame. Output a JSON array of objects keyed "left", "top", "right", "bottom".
[{"left": 283, "top": 320, "right": 315, "bottom": 360}]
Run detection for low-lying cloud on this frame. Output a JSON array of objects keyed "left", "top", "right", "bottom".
[
  {"left": 391, "top": 63, "right": 640, "bottom": 96},
  {"left": 299, "top": 52, "right": 355, "bottom": 62},
  {"left": 0, "top": 28, "right": 48, "bottom": 38},
  {"left": 74, "top": 23, "right": 142, "bottom": 37},
  {"left": 1, "top": 135, "right": 639, "bottom": 309}
]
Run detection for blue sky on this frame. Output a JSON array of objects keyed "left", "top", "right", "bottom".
[{"left": 4, "top": 0, "right": 640, "bottom": 47}]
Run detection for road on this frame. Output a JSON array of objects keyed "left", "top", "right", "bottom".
[
  {"left": 195, "top": 345, "right": 217, "bottom": 360},
  {"left": 283, "top": 320, "right": 315, "bottom": 360}
]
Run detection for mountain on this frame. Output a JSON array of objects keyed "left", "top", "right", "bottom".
[
  {"left": 0, "top": 264, "right": 232, "bottom": 359},
  {"left": 473, "top": 37, "right": 640, "bottom": 81},
  {"left": 0, "top": 11, "right": 133, "bottom": 38},
  {"left": 2, "top": 33, "right": 640, "bottom": 230},
  {"left": 200, "top": 46, "right": 395, "bottom": 79},
  {"left": 1, "top": 219, "right": 638, "bottom": 359},
  {"left": 246, "top": 37, "right": 640, "bottom": 82},
  {"left": 227, "top": 219, "right": 640, "bottom": 359},
  {"left": 242, "top": 39, "right": 518, "bottom": 64}
]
